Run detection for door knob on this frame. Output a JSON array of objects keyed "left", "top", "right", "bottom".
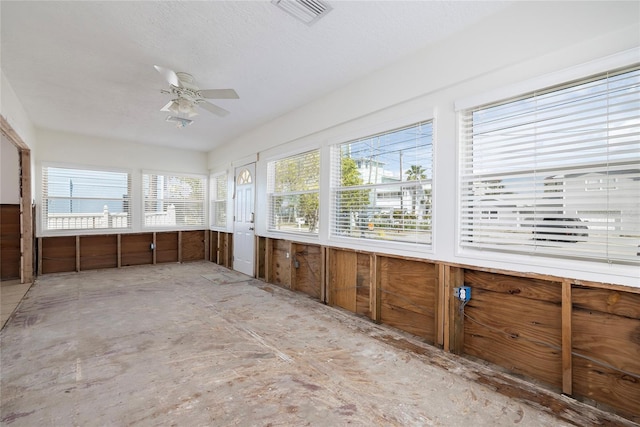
[{"left": 249, "top": 227, "right": 254, "bottom": 231}]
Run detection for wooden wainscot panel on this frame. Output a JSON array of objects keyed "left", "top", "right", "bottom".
[
  {"left": 1, "top": 204, "right": 21, "bottom": 280},
  {"left": 79, "top": 235, "right": 117, "bottom": 271},
  {"left": 356, "top": 253, "right": 371, "bottom": 318},
  {"left": 121, "top": 233, "right": 153, "bottom": 266},
  {"left": 217, "top": 232, "right": 233, "bottom": 268},
  {"left": 270, "top": 239, "right": 291, "bottom": 288},
  {"left": 572, "top": 286, "right": 640, "bottom": 423},
  {"left": 463, "top": 270, "right": 562, "bottom": 389},
  {"left": 209, "top": 231, "right": 219, "bottom": 263},
  {"left": 156, "top": 232, "right": 179, "bottom": 263},
  {"left": 379, "top": 256, "right": 437, "bottom": 342},
  {"left": 181, "top": 230, "right": 205, "bottom": 262},
  {"left": 256, "top": 236, "right": 267, "bottom": 280},
  {"left": 327, "top": 248, "right": 357, "bottom": 312},
  {"left": 41, "top": 236, "right": 77, "bottom": 274},
  {"left": 291, "top": 243, "right": 321, "bottom": 299}
]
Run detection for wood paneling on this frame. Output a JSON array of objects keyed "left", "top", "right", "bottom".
[
  {"left": 121, "top": 233, "right": 153, "bottom": 266},
  {"left": 79, "top": 235, "right": 117, "bottom": 270},
  {"left": 356, "top": 253, "right": 371, "bottom": 318},
  {"left": 211, "top": 232, "right": 232, "bottom": 268},
  {"left": 251, "top": 236, "right": 639, "bottom": 423},
  {"left": 1, "top": 204, "right": 21, "bottom": 280},
  {"left": 271, "top": 239, "right": 291, "bottom": 288},
  {"left": 379, "top": 256, "right": 437, "bottom": 342},
  {"left": 327, "top": 249, "right": 357, "bottom": 312},
  {"left": 572, "top": 297, "right": 640, "bottom": 422},
  {"left": 292, "top": 243, "right": 321, "bottom": 299},
  {"left": 156, "top": 232, "right": 179, "bottom": 263},
  {"left": 463, "top": 271, "right": 562, "bottom": 389},
  {"left": 181, "top": 230, "right": 205, "bottom": 262},
  {"left": 41, "top": 236, "right": 76, "bottom": 274}
]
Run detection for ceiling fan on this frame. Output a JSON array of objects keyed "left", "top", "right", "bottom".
[{"left": 154, "top": 65, "right": 239, "bottom": 123}]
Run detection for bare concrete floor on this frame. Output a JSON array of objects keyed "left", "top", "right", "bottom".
[
  {"left": 1, "top": 279, "right": 31, "bottom": 329},
  {"left": 0, "top": 262, "right": 626, "bottom": 426}
]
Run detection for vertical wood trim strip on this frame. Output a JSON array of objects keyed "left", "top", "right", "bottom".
[
  {"left": 37, "top": 237, "right": 43, "bottom": 276},
  {"left": 117, "top": 234, "right": 122, "bottom": 268},
  {"left": 443, "top": 265, "right": 452, "bottom": 352},
  {"left": 288, "top": 241, "right": 295, "bottom": 289},
  {"left": 1, "top": 116, "right": 33, "bottom": 283},
  {"left": 75, "top": 235, "right": 80, "bottom": 272},
  {"left": 562, "top": 279, "right": 573, "bottom": 396},
  {"left": 369, "top": 254, "right": 378, "bottom": 322},
  {"left": 436, "top": 263, "right": 446, "bottom": 348},
  {"left": 204, "top": 230, "right": 210, "bottom": 261},
  {"left": 265, "top": 238, "right": 272, "bottom": 283},
  {"left": 320, "top": 246, "right": 327, "bottom": 303},
  {"left": 19, "top": 150, "right": 33, "bottom": 283},
  {"left": 178, "top": 231, "right": 183, "bottom": 263},
  {"left": 152, "top": 232, "right": 157, "bottom": 264},
  {"left": 448, "top": 267, "right": 465, "bottom": 355},
  {"left": 373, "top": 254, "right": 382, "bottom": 324}
]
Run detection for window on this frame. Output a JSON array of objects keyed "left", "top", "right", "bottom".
[
  {"left": 267, "top": 150, "right": 320, "bottom": 234},
  {"left": 143, "top": 172, "right": 206, "bottom": 228},
  {"left": 331, "top": 121, "right": 433, "bottom": 247},
  {"left": 460, "top": 66, "right": 640, "bottom": 264},
  {"left": 42, "top": 165, "right": 131, "bottom": 232},
  {"left": 210, "top": 173, "right": 228, "bottom": 229}
]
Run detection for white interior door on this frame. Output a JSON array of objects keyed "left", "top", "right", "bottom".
[{"left": 233, "top": 163, "right": 255, "bottom": 276}]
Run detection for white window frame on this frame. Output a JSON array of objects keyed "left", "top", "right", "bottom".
[
  {"left": 329, "top": 120, "right": 434, "bottom": 251},
  {"left": 40, "top": 162, "right": 132, "bottom": 236},
  {"left": 265, "top": 148, "right": 321, "bottom": 237},
  {"left": 209, "top": 171, "right": 230, "bottom": 231},
  {"left": 142, "top": 170, "right": 207, "bottom": 231},
  {"left": 456, "top": 51, "right": 640, "bottom": 268}
]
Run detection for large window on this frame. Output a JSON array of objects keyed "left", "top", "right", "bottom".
[
  {"left": 267, "top": 150, "right": 320, "bottom": 234},
  {"left": 210, "top": 173, "right": 228, "bottom": 229},
  {"left": 460, "top": 66, "right": 640, "bottom": 264},
  {"left": 42, "top": 165, "right": 131, "bottom": 232},
  {"left": 143, "top": 172, "right": 206, "bottom": 228},
  {"left": 331, "top": 121, "right": 433, "bottom": 247}
]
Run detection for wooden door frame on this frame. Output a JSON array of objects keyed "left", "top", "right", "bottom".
[{"left": 1, "top": 116, "right": 33, "bottom": 283}]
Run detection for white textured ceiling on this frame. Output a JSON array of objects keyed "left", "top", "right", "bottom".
[{"left": 1, "top": 1, "right": 511, "bottom": 152}]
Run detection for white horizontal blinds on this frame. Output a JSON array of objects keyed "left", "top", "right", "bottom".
[
  {"left": 460, "top": 66, "right": 640, "bottom": 264},
  {"left": 267, "top": 149, "right": 320, "bottom": 234},
  {"left": 331, "top": 121, "right": 433, "bottom": 246},
  {"left": 142, "top": 173, "right": 206, "bottom": 228},
  {"left": 42, "top": 166, "right": 131, "bottom": 231},
  {"left": 210, "top": 173, "right": 227, "bottom": 228}
]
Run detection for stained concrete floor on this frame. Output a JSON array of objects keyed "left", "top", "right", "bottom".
[
  {"left": 0, "top": 262, "right": 627, "bottom": 426},
  {"left": 1, "top": 279, "right": 31, "bottom": 329}
]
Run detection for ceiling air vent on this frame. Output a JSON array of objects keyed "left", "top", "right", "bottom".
[{"left": 272, "top": 0, "right": 332, "bottom": 26}]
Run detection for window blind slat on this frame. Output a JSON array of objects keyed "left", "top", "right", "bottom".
[{"left": 460, "top": 66, "right": 640, "bottom": 264}]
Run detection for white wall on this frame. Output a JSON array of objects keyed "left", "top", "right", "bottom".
[
  {"left": 1, "top": 135, "right": 20, "bottom": 204},
  {"left": 1, "top": 69, "right": 37, "bottom": 203},
  {"left": 208, "top": 2, "right": 640, "bottom": 287},
  {"left": 36, "top": 129, "right": 208, "bottom": 174},
  {"left": 1, "top": 70, "right": 36, "bottom": 150}
]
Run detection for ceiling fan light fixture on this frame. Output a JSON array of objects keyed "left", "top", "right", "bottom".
[
  {"left": 166, "top": 115, "right": 193, "bottom": 129},
  {"left": 272, "top": 0, "right": 332, "bottom": 26}
]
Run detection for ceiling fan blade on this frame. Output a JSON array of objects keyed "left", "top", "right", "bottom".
[
  {"left": 154, "top": 65, "right": 181, "bottom": 87},
  {"left": 199, "top": 100, "right": 230, "bottom": 117},
  {"left": 199, "top": 89, "right": 239, "bottom": 99}
]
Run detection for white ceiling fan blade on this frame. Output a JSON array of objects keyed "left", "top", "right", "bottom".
[
  {"left": 199, "top": 89, "right": 239, "bottom": 99},
  {"left": 199, "top": 100, "right": 230, "bottom": 117},
  {"left": 154, "top": 65, "right": 181, "bottom": 87}
]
